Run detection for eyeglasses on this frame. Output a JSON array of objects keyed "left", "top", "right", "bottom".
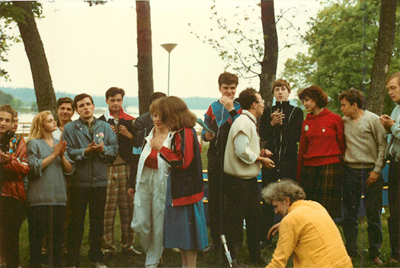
[{"left": 255, "top": 100, "right": 265, "bottom": 104}]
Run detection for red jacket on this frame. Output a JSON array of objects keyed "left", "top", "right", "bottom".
[
  {"left": 1, "top": 136, "right": 30, "bottom": 203},
  {"left": 297, "top": 108, "right": 345, "bottom": 181}
]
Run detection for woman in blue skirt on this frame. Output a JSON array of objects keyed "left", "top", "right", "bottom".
[{"left": 150, "top": 96, "right": 208, "bottom": 268}]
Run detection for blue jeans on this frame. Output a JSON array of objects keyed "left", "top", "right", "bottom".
[{"left": 342, "top": 165, "right": 383, "bottom": 258}]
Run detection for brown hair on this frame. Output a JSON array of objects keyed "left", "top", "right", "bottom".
[
  {"left": 218, "top": 72, "right": 239, "bottom": 87},
  {"left": 150, "top": 92, "right": 167, "bottom": 104},
  {"left": 149, "top": 98, "right": 164, "bottom": 115},
  {"left": 238, "top": 87, "right": 259, "bottom": 110},
  {"left": 338, "top": 88, "right": 364, "bottom": 109},
  {"left": 271, "top": 79, "right": 291, "bottom": 94},
  {"left": 158, "top": 96, "right": 197, "bottom": 131},
  {"left": 74, "top": 93, "right": 94, "bottom": 109},
  {"left": 57, "top": 97, "right": 75, "bottom": 111},
  {"left": 386, "top": 72, "right": 400, "bottom": 86},
  {"left": 105, "top": 87, "right": 125, "bottom": 99},
  {"left": 0, "top": 105, "right": 15, "bottom": 121},
  {"left": 298, "top": 85, "right": 328, "bottom": 108}
]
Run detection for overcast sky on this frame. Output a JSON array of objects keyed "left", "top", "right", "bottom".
[{"left": 0, "top": 0, "right": 321, "bottom": 99}]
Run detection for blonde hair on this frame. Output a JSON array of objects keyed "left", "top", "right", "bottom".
[
  {"left": 27, "top": 111, "right": 52, "bottom": 142},
  {"left": 158, "top": 96, "right": 197, "bottom": 131}
]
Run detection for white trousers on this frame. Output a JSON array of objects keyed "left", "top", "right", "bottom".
[{"left": 132, "top": 166, "right": 167, "bottom": 268}]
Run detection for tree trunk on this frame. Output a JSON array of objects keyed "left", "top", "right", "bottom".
[
  {"left": 136, "top": 0, "right": 154, "bottom": 115},
  {"left": 12, "top": 1, "right": 56, "bottom": 115},
  {"left": 259, "top": 0, "right": 278, "bottom": 106},
  {"left": 366, "top": 0, "right": 396, "bottom": 115}
]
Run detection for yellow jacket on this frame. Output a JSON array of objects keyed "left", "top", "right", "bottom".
[{"left": 266, "top": 200, "right": 352, "bottom": 268}]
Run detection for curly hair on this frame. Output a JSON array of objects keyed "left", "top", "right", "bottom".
[
  {"left": 298, "top": 85, "right": 328, "bottom": 108},
  {"left": 338, "top": 88, "right": 364, "bottom": 109},
  {"left": 238, "top": 87, "right": 259, "bottom": 110},
  {"left": 158, "top": 96, "right": 197, "bottom": 131},
  {"left": 262, "top": 179, "right": 306, "bottom": 205}
]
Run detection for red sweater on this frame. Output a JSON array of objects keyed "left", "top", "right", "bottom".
[{"left": 297, "top": 108, "right": 345, "bottom": 181}]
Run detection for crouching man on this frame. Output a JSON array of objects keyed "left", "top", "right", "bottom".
[{"left": 262, "top": 180, "right": 352, "bottom": 268}]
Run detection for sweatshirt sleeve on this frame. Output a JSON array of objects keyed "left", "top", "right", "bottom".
[
  {"left": 26, "top": 139, "right": 44, "bottom": 178},
  {"left": 372, "top": 116, "right": 388, "bottom": 174},
  {"left": 335, "top": 115, "right": 346, "bottom": 156},
  {"left": 160, "top": 128, "right": 194, "bottom": 169},
  {"left": 297, "top": 122, "right": 307, "bottom": 182}
]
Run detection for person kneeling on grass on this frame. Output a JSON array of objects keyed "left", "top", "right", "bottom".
[{"left": 262, "top": 179, "right": 353, "bottom": 268}]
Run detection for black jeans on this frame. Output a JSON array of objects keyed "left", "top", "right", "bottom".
[
  {"left": 67, "top": 187, "right": 107, "bottom": 266},
  {"left": 342, "top": 165, "right": 383, "bottom": 258},
  {"left": 388, "top": 161, "right": 400, "bottom": 260},
  {"left": 28, "top": 205, "right": 66, "bottom": 267},
  {"left": 0, "top": 196, "right": 26, "bottom": 268},
  {"left": 224, "top": 175, "right": 261, "bottom": 263}
]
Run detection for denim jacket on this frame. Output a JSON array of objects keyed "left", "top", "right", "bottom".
[{"left": 62, "top": 118, "right": 118, "bottom": 188}]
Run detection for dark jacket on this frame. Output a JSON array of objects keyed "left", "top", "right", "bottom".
[
  {"left": 98, "top": 108, "right": 135, "bottom": 163},
  {"left": 0, "top": 133, "right": 30, "bottom": 203},
  {"left": 62, "top": 117, "right": 118, "bottom": 188},
  {"left": 160, "top": 128, "right": 204, "bottom": 206},
  {"left": 259, "top": 101, "right": 303, "bottom": 181},
  {"left": 129, "top": 112, "right": 154, "bottom": 189}
]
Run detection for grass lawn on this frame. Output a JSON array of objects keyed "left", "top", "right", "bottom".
[{"left": 15, "top": 146, "right": 393, "bottom": 267}]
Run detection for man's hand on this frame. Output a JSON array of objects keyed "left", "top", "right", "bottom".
[
  {"left": 271, "top": 109, "right": 285, "bottom": 126},
  {"left": 204, "top": 131, "right": 215, "bottom": 141},
  {"left": 110, "top": 125, "right": 117, "bottom": 134},
  {"left": 380, "top": 114, "right": 395, "bottom": 132},
  {"left": 367, "top": 171, "right": 379, "bottom": 187},
  {"left": 93, "top": 142, "right": 105, "bottom": 153},
  {"left": 150, "top": 138, "right": 163, "bottom": 151},
  {"left": 259, "top": 157, "right": 275, "bottom": 169},
  {"left": 260, "top": 149, "right": 273, "bottom": 158},
  {"left": 267, "top": 223, "right": 280, "bottom": 240},
  {"left": 127, "top": 188, "right": 135, "bottom": 197},
  {"left": 119, "top": 125, "right": 133, "bottom": 139},
  {"left": 219, "top": 96, "right": 234, "bottom": 111},
  {"left": 0, "top": 151, "right": 10, "bottom": 163}
]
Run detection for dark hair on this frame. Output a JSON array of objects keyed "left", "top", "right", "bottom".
[
  {"left": 105, "top": 87, "right": 125, "bottom": 99},
  {"left": 57, "top": 97, "right": 75, "bottom": 111},
  {"left": 238, "top": 87, "right": 259, "bottom": 110},
  {"left": 338, "top": 88, "right": 364, "bottom": 109},
  {"left": 387, "top": 72, "right": 400, "bottom": 86},
  {"left": 0, "top": 104, "right": 15, "bottom": 121},
  {"left": 150, "top": 92, "right": 167, "bottom": 104},
  {"left": 74, "top": 93, "right": 94, "bottom": 109},
  {"left": 218, "top": 72, "right": 239, "bottom": 87},
  {"left": 271, "top": 79, "right": 291, "bottom": 93},
  {"left": 298, "top": 85, "right": 328, "bottom": 108},
  {"left": 158, "top": 96, "right": 197, "bottom": 131}
]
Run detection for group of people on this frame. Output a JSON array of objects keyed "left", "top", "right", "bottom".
[{"left": 1, "top": 70, "right": 400, "bottom": 268}]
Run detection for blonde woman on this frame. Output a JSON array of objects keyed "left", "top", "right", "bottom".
[{"left": 26, "top": 111, "right": 73, "bottom": 267}]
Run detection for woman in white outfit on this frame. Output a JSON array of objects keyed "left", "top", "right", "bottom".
[{"left": 131, "top": 99, "right": 170, "bottom": 268}]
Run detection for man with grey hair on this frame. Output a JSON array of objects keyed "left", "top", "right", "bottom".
[{"left": 262, "top": 180, "right": 352, "bottom": 268}]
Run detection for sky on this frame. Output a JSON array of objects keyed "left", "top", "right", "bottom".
[{"left": 0, "top": 0, "right": 322, "bottom": 99}]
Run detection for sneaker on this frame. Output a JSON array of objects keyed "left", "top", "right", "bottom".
[
  {"left": 92, "top": 262, "right": 107, "bottom": 268},
  {"left": 122, "top": 246, "right": 142, "bottom": 255}
]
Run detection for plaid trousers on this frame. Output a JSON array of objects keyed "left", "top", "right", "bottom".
[{"left": 102, "top": 164, "right": 134, "bottom": 252}]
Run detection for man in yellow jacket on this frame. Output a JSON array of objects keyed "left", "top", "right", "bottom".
[{"left": 262, "top": 180, "right": 352, "bottom": 268}]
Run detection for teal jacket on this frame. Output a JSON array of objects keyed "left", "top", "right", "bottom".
[{"left": 62, "top": 118, "right": 118, "bottom": 188}]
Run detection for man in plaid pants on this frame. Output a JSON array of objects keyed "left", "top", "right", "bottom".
[{"left": 99, "top": 87, "right": 142, "bottom": 261}]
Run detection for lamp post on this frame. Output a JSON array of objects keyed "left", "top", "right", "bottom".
[{"left": 161, "top": 43, "right": 178, "bottom": 96}]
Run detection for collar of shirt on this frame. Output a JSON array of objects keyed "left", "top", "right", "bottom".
[{"left": 242, "top": 110, "right": 257, "bottom": 125}]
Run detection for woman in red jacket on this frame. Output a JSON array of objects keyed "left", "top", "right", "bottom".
[{"left": 297, "top": 86, "right": 345, "bottom": 219}]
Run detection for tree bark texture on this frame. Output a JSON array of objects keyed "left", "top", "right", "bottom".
[
  {"left": 366, "top": 0, "right": 396, "bottom": 115},
  {"left": 12, "top": 1, "right": 56, "bottom": 115},
  {"left": 136, "top": 0, "right": 154, "bottom": 115},
  {"left": 260, "top": 0, "right": 278, "bottom": 106}
]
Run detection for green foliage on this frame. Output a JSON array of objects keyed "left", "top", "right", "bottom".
[
  {"left": 0, "top": 1, "right": 43, "bottom": 79},
  {"left": 282, "top": 0, "right": 400, "bottom": 114},
  {"left": 0, "top": 89, "right": 25, "bottom": 108}
]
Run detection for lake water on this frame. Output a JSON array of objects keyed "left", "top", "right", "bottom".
[{"left": 16, "top": 106, "right": 208, "bottom": 134}]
